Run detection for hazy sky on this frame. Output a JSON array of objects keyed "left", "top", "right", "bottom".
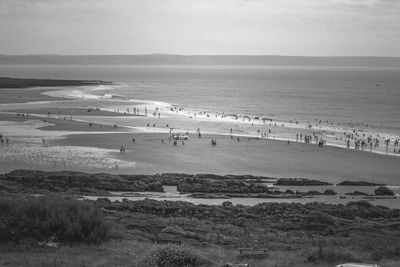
[{"left": 1, "top": 0, "right": 399, "bottom": 56}]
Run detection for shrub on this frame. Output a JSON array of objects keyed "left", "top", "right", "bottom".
[
  {"left": 147, "top": 244, "right": 210, "bottom": 267},
  {"left": 0, "top": 196, "right": 111, "bottom": 244}
]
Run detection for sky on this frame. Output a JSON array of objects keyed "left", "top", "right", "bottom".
[{"left": 0, "top": 0, "right": 399, "bottom": 56}]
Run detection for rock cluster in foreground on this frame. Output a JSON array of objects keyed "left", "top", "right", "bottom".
[
  {"left": 96, "top": 197, "right": 400, "bottom": 248},
  {"left": 1, "top": 170, "right": 396, "bottom": 199}
]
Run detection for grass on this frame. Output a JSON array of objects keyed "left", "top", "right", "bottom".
[
  {"left": 0, "top": 240, "right": 398, "bottom": 267},
  {"left": 0, "top": 196, "right": 399, "bottom": 266}
]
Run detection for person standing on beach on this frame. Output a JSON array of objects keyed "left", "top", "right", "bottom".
[{"left": 385, "top": 139, "right": 390, "bottom": 154}]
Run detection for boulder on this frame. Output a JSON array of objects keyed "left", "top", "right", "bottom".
[{"left": 375, "top": 186, "right": 395, "bottom": 196}]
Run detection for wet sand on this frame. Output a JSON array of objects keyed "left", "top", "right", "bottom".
[
  {"left": 0, "top": 87, "right": 66, "bottom": 104},
  {"left": 53, "top": 131, "right": 400, "bottom": 185},
  {"left": 2, "top": 110, "right": 398, "bottom": 185}
]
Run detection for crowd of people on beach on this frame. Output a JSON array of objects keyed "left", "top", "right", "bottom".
[{"left": 4, "top": 99, "right": 400, "bottom": 173}]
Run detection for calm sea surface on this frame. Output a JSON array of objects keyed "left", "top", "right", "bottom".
[{"left": 1, "top": 64, "right": 400, "bottom": 135}]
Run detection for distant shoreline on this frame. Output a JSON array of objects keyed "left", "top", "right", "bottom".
[
  {"left": 0, "top": 77, "right": 112, "bottom": 89},
  {"left": 1, "top": 54, "right": 400, "bottom": 68}
]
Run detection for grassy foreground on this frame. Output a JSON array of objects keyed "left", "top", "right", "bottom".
[
  {"left": 0, "top": 196, "right": 399, "bottom": 267},
  {"left": 1, "top": 240, "right": 400, "bottom": 267},
  {"left": 1, "top": 168, "right": 400, "bottom": 267}
]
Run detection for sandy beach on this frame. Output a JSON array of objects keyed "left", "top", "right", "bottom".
[{"left": 0, "top": 98, "right": 399, "bottom": 185}]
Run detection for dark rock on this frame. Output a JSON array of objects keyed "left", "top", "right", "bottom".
[
  {"left": 275, "top": 178, "right": 332, "bottom": 186},
  {"left": 347, "top": 201, "right": 374, "bottom": 208},
  {"left": 323, "top": 189, "right": 337, "bottom": 195},
  {"left": 307, "top": 190, "right": 323, "bottom": 195},
  {"left": 1, "top": 169, "right": 164, "bottom": 194},
  {"left": 178, "top": 177, "right": 271, "bottom": 194},
  {"left": 284, "top": 189, "right": 295, "bottom": 194},
  {"left": 375, "top": 186, "right": 395, "bottom": 196},
  {"left": 345, "top": 191, "right": 370, "bottom": 196},
  {"left": 337, "top": 181, "right": 385, "bottom": 186}
]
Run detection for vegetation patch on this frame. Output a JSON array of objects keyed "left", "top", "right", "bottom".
[
  {"left": 0, "top": 196, "right": 111, "bottom": 244},
  {"left": 146, "top": 244, "right": 210, "bottom": 267}
]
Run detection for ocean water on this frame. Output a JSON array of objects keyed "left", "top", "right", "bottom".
[{"left": 1, "top": 64, "right": 399, "bottom": 136}]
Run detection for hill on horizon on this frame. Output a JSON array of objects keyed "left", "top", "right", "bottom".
[{"left": 1, "top": 54, "right": 400, "bottom": 68}]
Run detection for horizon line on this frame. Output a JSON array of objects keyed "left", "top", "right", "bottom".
[{"left": 1, "top": 54, "right": 400, "bottom": 58}]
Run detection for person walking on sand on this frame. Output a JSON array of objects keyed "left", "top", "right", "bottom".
[{"left": 385, "top": 138, "right": 390, "bottom": 154}]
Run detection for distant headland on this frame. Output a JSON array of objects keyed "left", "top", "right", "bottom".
[{"left": 1, "top": 54, "right": 400, "bottom": 68}]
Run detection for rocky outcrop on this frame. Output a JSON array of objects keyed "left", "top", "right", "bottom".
[
  {"left": 275, "top": 178, "right": 332, "bottom": 186},
  {"left": 177, "top": 177, "right": 272, "bottom": 194},
  {"left": 0, "top": 169, "right": 164, "bottom": 194},
  {"left": 375, "top": 186, "right": 395, "bottom": 196},
  {"left": 337, "top": 181, "right": 385, "bottom": 186},
  {"left": 322, "top": 189, "right": 337, "bottom": 195},
  {"left": 345, "top": 191, "right": 371, "bottom": 196}
]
